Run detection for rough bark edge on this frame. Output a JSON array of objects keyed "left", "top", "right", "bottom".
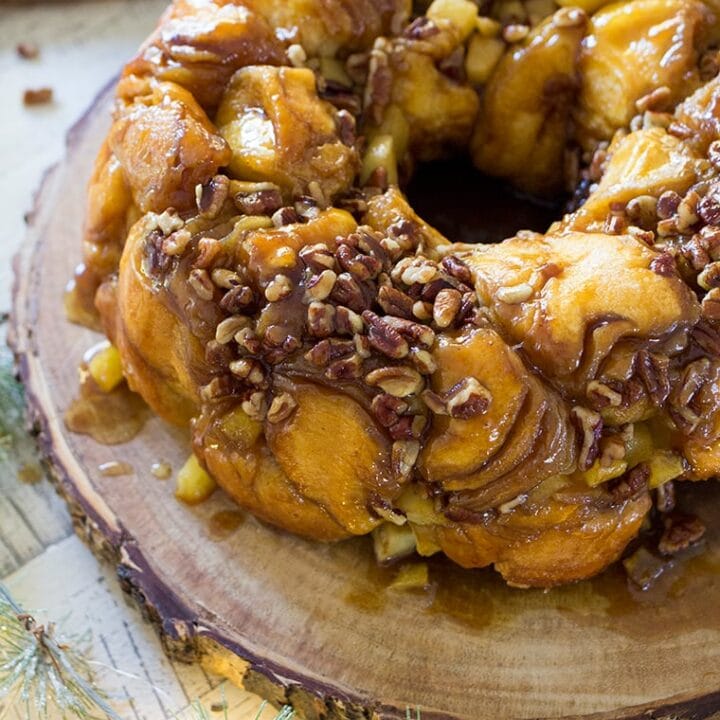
[{"left": 7, "top": 77, "right": 720, "bottom": 720}]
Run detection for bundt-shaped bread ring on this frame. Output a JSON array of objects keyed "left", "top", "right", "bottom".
[{"left": 74, "top": 0, "right": 720, "bottom": 587}]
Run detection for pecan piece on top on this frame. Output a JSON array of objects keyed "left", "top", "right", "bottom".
[
  {"left": 608, "top": 463, "right": 649, "bottom": 502},
  {"left": 378, "top": 285, "right": 414, "bottom": 318},
  {"left": 634, "top": 350, "right": 671, "bottom": 406},
  {"left": 196, "top": 174, "right": 230, "bottom": 219},
  {"left": 362, "top": 311, "right": 409, "bottom": 359},
  {"left": 445, "top": 377, "right": 492, "bottom": 419}
]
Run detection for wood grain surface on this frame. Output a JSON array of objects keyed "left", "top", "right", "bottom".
[{"left": 12, "top": 75, "right": 720, "bottom": 720}]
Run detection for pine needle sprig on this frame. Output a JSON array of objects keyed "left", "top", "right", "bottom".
[{"left": 0, "top": 583, "right": 123, "bottom": 720}]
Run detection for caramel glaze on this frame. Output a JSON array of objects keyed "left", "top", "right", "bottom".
[{"left": 64, "top": 344, "right": 150, "bottom": 445}]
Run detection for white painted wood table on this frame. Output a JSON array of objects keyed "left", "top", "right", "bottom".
[{"left": 0, "top": 3, "right": 270, "bottom": 717}]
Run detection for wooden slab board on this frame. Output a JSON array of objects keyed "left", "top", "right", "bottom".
[{"left": 10, "top": 83, "right": 720, "bottom": 720}]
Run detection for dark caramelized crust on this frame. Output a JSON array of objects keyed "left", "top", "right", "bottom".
[{"left": 75, "top": 0, "right": 720, "bottom": 587}]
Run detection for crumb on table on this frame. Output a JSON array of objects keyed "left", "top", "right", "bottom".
[
  {"left": 16, "top": 42, "right": 40, "bottom": 60},
  {"left": 23, "top": 87, "right": 53, "bottom": 106}
]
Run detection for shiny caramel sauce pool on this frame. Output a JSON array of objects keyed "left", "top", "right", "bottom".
[
  {"left": 344, "top": 482, "right": 720, "bottom": 638},
  {"left": 207, "top": 509, "right": 246, "bottom": 540},
  {"left": 64, "top": 342, "right": 150, "bottom": 445}
]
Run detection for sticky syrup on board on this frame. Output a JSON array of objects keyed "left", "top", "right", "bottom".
[
  {"left": 343, "top": 482, "right": 720, "bottom": 635},
  {"left": 64, "top": 341, "right": 149, "bottom": 445}
]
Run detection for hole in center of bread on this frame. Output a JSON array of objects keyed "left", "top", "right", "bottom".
[{"left": 405, "top": 157, "right": 564, "bottom": 245}]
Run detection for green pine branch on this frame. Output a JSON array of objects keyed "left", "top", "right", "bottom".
[{"left": 0, "top": 583, "right": 296, "bottom": 720}]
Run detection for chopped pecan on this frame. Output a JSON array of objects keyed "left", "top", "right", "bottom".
[
  {"left": 702, "top": 288, "right": 720, "bottom": 321},
  {"left": 698, "top": 261, "right": 720, "bottom": 291},
  {"left": 362, "top": 311, "right": 409, "bottom": 359},
  {"left": 272, "top": 207, "right": 300, "bottom": 227},
  {"left": 669, "top": 358, "right": 710, "bottom": 432},
  {"left": 433, "top": 288, "right": 462, "bottom": 328},
  {"left": 445, "top": 377, "right": 492, "bottom": 419},
  {"left": 195, "top": 237, "right": 221, "bottom": 268},
  {"left": 331, "top": 272, "right": 371, "bottom": 313},
  {"left": 200, "top": 375, "right": 237, "bottom": 401},
  {"left": 307, "top": 302, "right": 336, "bottom": 338},
  {"left": 299, "top": 243, "right": 335, "bottom": 271},
  {"left": 657, "top": 190, "right": 681, "bottom": 219},
  {"left": 692, "top": 320, "right": 720, "bottom": 355},
  {"left": 441, "top": 255, "right": 473, "bottom": 285},
  {"left": 388, "top": 415, "right": 421, "bottom": 441},
  {"left": 378, "top": 286, "right": 414, "bottom": 318},
  {"left": 420, "top": 278, "right": 454, "bottom": 303},
  {"left": 382, "top": 316, "right": 435, "bottom": 348},
  {"left": 241, "top": 391, "right": 268, "bottom": 421},
  {"left": 161, "top": 228, "right": 191, "bottom": 257},
  {"left": 422, "top": 389, "right": 449, "bottom": 415},
  {"left": 410, "top": 348, "right": 437, "bottom": 375},
  {"left": 264, "top": 275, "right": 293, "bottom": 302},
  {"left": 372, "top": 394, "right": 409, "bottom": 428},
  {"left": 356, "top": 228, "right": 391, "bottom": 270},
  {"left": 215, "top": 316, "right": 250, "bottom": 345},
  {"left": 304, "top": 338, "right": 354, "bottom": 367},
  {"left": 337, "top": 243, "right": 382, "bottom": 280},
  {"left": 305, "top": 269, "right": 337, "bottom": 301},
  {"left": 658, "top": 513, "right": 706, "bottom": 556},
  {"left": 649, "top": 252, "right": 676, "bottom": 277},
  {"left": 587, "top": 380, "right": 623, "bottom": 408},
  {"left": 220, "top": 285, "right": 255, "bottom": 314},
  {"left": 366, "top": 366, "right": 424, "bottom": 397},
  {"left": 267, "top": 393, "right": 298, "bottom": 424},
  {"left": 608, "top": 464, "right": 649, "bottom": 502},
  {"left": 234, "top": 188, "right": 283, "bottom": 216},
  {"left": 634, "top": 350, "right": 671, "bottom": 406},
  {"left": 205, "top": 340, "right": 234, "bottom": 369},
  {"left": 229, "top": 358, "right": 265, "bottom": 385},
  {"left": 403, "top": 16, "right": 439, "bottom": 40},
  {"left": 365, "top": 45, "right": 392, "bottom": 125},
  {"left": 336, "top": 109, "right": 357, "bottom": 146},
  {"left": 188, "top": 269, "right": 215, "bottom": 301},
  {"left": 196, "top": 175, "right": 230, "bottom": 219},
  {"left": 682, "top": 233, "right": 711, "bottom": 271},
  {"left": 391, "top": 440, "right": 420, "bottom": 479},
  {"left": 571, "top": 406, "right": 603, "bottom": 470},
  {"left": 354, "top": 334, "right": 372, "bottom": 358},
  {"left": 400, "top": 259, "right": 439, "bottom": 286},
  {"left": 335, "top": 306, "right": 364, "bottom": 335},
  {"left": 326, "top": 354, "right": 364, "bottom": 380},
  {"left": 211, "top": 268, "right": 241, "bottom": 289},
  {"left": 655, "top": 481, "right": 676, "bottom": 514},
  {"left": 235, "top": 327, "right": 261, "bottom": 355},
  {"left": 698, "top": 188, "right": 720, "bottom": 225},
  {"left": 456, "top": 292, "right": 479, "bottom": 325}
]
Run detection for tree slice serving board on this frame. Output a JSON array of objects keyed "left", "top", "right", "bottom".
[{"left": 11, "top": 82, "right": 720, "bottom": 720}]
